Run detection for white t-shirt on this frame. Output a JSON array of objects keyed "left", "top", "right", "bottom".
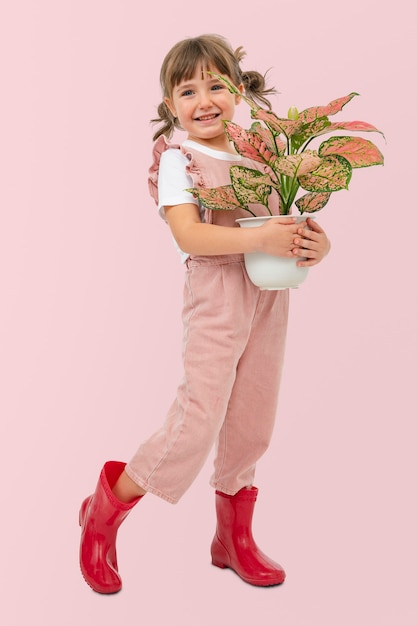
[{"left": 158, "top": 139, "right": 242, "bottom": 262}]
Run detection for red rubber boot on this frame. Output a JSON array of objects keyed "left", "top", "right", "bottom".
[
  {"left": 79, "top": 461, "right": 142, "bottom": 594},
  {"left": 211, "top": 486, "right": 286, "bottom": 586}
]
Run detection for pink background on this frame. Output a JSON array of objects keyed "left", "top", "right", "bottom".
[{"left": 1, "top": 1, "right": 415, "bottom": 624}]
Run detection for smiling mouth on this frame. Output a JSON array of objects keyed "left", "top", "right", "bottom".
[{"left": 195, "top": 113, "right": 219, "bottom": 121}]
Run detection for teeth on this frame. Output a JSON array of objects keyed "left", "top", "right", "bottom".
[{"left": 198, "top": 114, "right": 216, "bottom": 120}]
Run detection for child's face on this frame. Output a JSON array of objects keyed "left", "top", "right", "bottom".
[{"left": 165, "top": 66, "right": 243, "bottom": 149}]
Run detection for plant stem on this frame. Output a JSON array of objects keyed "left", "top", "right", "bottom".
[
  {"left": 300, "top": 136, "right": 315, "bottom": 152},
  {"left": 281, "top": 175, "right": 289, "bottom": 211},
  {"left": 244, "top": 207, "right": 257, "bottom": 217},
  {"left": 287, "top": 178, "right": 300, "bottom": 209}
]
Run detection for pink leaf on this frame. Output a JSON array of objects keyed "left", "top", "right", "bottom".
[
  {"left": 318, "top": 136, "right": 384, "bottom": 168},
  {"left": 225, "top": 121, "right": 278, "bottom": 168},
  {"left": 315, "top": 120, "right": 385, "bottom": 138},
  {"left": 299, "top": 93, "right": 359, "bottom": 124},
  {"left": 250, "top": 122, "right": 286, "bottom": 155},
  {"left": 251, "top": 109, "right": 303, "bottom": 138}
]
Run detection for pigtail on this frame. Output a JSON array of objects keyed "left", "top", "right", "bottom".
[
  {"left": 151, "top": 101, "right": 181, "bottom": 141},
  {"left": 241, "top": 69, "right": 276, "bottom": 110},
  {"left": 234, "top": 46, "right": 276, "bottom": 110}
]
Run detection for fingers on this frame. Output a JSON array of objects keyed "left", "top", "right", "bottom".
[
  {"left": 270, "top": 218, "right": 300, "bottom": 233},
  {"left": 296, "top": 257, "right": 320, "bottom": 267},
  {"left": 306, "top": 217, "right": 324, "bottom": 233},
  {"left": 293, "top": 234, "right": 319, "bottom": 252},
  {"left": 293, "top": 244, "right": 319, "bottom": 265},
  {"left": 296, "top": 225, "right": 321, "bottom": 241},
  {"left": 290, "top": 219, "right": 329, "bottom": 266},
  {"left": 291, "top": 232, "right": 320, "bottom": 261},
  {"left": 292, "top": 246, "right": 317, "bottom": 259}
]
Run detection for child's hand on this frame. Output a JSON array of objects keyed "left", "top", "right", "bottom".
[
  {"left": 291, "top": 218, "right": 331, "bottom": 267},
  {"left": 259, "top": 217, "right": 302, "bottom": 258}
]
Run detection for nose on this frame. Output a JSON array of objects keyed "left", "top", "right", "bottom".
[{"left": 198, "top": 89, "right": 212, "bottom": 109}]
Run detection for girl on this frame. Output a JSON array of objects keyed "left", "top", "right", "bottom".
[{"left": 79, "top": 34, "right": 330, "bottom": 594}]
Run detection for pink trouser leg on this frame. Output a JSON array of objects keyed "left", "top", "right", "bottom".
[
  {"left": 211, "top": 287, "right": 289, "bottom": 494},
  {"left": 125, "top": 256, "right": 289, "bottom": 503}
]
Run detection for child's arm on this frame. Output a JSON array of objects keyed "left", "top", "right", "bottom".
[
  {"left": 164, "top": 203, "right": 301, "bottom": 258},
  {"left": 291, "top": 218, "right": 331, "bottom": 267}
]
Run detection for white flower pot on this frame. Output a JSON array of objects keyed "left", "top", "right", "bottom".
[{"left": 236, "top": 215, "right": 311, "bottom": 290}]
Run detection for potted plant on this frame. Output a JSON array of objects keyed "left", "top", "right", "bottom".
[{"left": 187, "top": 75, "right": 384, "bottom": 289}]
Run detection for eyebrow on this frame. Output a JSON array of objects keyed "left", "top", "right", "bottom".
[
  {"left": 175, "top": 83, "right": 194, "bottom": 92},
  {"left": 175, "top": 77, "right": 220, "bottom": 93}
]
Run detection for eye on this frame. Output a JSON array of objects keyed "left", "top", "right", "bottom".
[
  {"left": 181, "top": 89, "right": 194, "bottom": 97},
  {"left": 211, "top": 84, "right": 224, "bottom": 91}
]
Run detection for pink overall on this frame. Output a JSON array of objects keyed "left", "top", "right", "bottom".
[{"left": 125, "top": 139, "right": 289, "bottom": 504}]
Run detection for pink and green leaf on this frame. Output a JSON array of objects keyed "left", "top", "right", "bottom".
[
  {"left": 314, "top": 120, "right": 385, "bottom": 138},
  {"left": 318, "top": 136, "right": 384, "bottom": 168},
  {"left": 250, "top": 122, "right": 286, "bottom": 155},
  {"left": 185, "top": 185, "right": 242, "bottom": 211},
  {"left": 275, "top": 151, "right": 322, "bottom": 178},
  {"left": 230, "top": 166, "right": 273, "bottom": 208},
  {"left": 291, "top": 117, "right": 331, "bottom": 149},
  {"left": 298, "top": 93, "right": 359, "bottom": 124},
  {"left": 225, "top": 121, "right": 278, "bottom": 168},
  {"left": 299, "top": 155, "right": 352, "bottom": 192},
  {"left": 295, "top": 191, "right": 332, "bottom": 214},
  {"left": 251, "top": 109, "right": 303, "bottom": 138}
]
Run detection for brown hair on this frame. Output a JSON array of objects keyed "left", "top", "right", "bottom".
[{"left": 151, "top": 34, "right": 276, "bottom": 141}]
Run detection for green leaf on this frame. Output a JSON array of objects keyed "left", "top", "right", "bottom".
[
  {"left": 318, "top": 136, "right": 384, "bottom": 168},
  {"left": 291, "top": 117, "right": 331, "bottom": 150},
  {"left": 185, "top": 185, "right": 242, "bottom": 211},
  {"left": 295, "top": 191, "right": 332, "bottom": 214},
  {"left": 299, "top": 155, "right": 352, "bottom": 192},
  {"left": 230, "top": 166, "right": 273, "bottom": 208}
]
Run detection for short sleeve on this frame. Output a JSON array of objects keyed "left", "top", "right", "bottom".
[{"left": 157, "top": 149, "right": 198, "bottom": 220}]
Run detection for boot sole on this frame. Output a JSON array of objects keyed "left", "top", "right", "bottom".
[{"left": 212, "top": 559, "right": 285, "bottom": 587}]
